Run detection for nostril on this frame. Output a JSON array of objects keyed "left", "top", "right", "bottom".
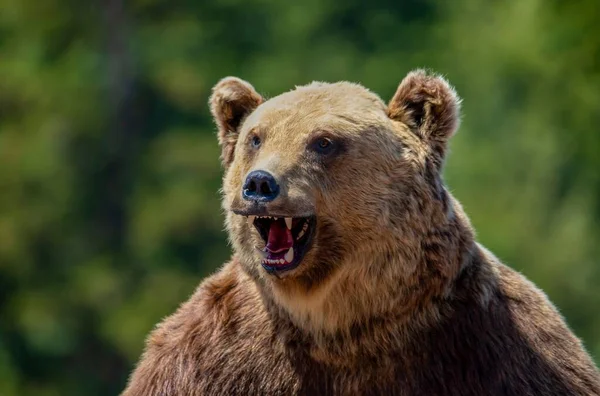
[
  {"left": 260, "top": 182, "right": 272, "bottom": 196},
  {"left": 248, "top": 180, "right": 257, "bottom": 193}
]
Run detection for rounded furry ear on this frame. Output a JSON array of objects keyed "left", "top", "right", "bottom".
[
  {"left": 210, "top": 77, "right": 263, "bottom": 167},
  {"left": 388, "top": 70, "right": 460, "bottom": 157}
]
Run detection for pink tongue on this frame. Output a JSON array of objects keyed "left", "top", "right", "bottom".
[{"left": 266, "top": 220, "right": 293, "bottom": 253}]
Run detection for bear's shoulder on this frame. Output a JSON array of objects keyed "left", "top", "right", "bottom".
[
  {"left": 496, "top": 259, "right": 600, "bottom": 387},
  {"left": 451, "top": 248, "right": 600, "bottom": 395},
  {"left": 122, "top": 259, "right": 303, "bottom": 395}
]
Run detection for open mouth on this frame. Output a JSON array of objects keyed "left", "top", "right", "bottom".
[{"left": 248, "top": 215, "right": 316, "bottom": 274}]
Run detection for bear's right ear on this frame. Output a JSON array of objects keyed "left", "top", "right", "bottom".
[{"left": 210, "top": 77, "right": 263, "bottom": 167}]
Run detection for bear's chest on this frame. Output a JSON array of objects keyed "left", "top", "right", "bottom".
[
  {"left": 189, "top": 326, "right": 415, "bottom": 396},
  {"left": 187, "top": 322, "right": 530, "bottom": 396},
  {"left": 195, "top": 350, "right": 402, "bottom": 396}
]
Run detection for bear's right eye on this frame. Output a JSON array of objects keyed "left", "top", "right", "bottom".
[
  {"left": 310, "top": 136, "right": 337, "bottom": 156},
  {"left": 251, "top": 135, "right": 261, "bottom": 149}
]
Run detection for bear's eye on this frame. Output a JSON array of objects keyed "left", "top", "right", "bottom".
[
  {"left": 250, "top": 135, "right": 261, "bottom": 149},
  {"left": 313, "top": 137, "right": 335, "bottom": 154}
]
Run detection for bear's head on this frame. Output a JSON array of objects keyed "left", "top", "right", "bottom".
[{"left": 210, "top": 70, "right": 470, "bottom": 331}]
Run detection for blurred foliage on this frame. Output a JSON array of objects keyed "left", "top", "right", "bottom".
[{"left": 0, "top": 0, "right": 598, "bottom": 394}]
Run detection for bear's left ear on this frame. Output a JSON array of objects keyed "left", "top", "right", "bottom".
[
  {"left": 387, "top": 70, "right": 460, "bottom": 159},
  {"left": 210, "top": 77, "right": 263, "bottom": 167}
]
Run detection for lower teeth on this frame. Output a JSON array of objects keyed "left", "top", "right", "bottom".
[
  {"left": 264, "top": 259, "right": 285, "bottom": 265},
  {"left": 284, "top": 247, "right": 294, "bottom": 262},
  {"left": 260, "top": 247, "right": 294, "bottom": 266}
]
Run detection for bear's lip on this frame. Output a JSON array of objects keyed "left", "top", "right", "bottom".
[{"left": 235, "top": 212, "right": 316, "bottom": 275}]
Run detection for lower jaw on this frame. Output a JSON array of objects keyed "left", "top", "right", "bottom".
[{"left": 257, "top": 236, "right": 312, "bottom": 276}]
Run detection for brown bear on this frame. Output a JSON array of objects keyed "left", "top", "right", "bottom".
[{"left": 122, "top": 70, "right": 600, "bottom": 395}]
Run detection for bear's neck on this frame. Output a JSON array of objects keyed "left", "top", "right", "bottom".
[{"left": 255, "top": 195, "right": 480, "bottom": 362}]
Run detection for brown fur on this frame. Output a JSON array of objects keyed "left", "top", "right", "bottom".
[{"left": 123, "top": 70, "right": 600, "bottom": 395}]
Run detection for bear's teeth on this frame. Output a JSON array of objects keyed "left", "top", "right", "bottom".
[
  {"left": 285, "top": 217, "right": 292, "bottom": 229},
  {"left": 248, "top": 215, "right": 256, "bottom": 226},
  {"left": 284, "top": 247, "right": 294, "bottom": 263},
  {"left": 296, "top": 222, "right": 308, "bottom": 239},
  {"left": 254, "top": 246, "right": 268, "bottom": 258}
]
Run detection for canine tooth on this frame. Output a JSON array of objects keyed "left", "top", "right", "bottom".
[
  {"left": 248, "top": 215, "right": 256, "bottom": 225},
  {"left": 302, "top": 222, "right": 308, "bottom": 231},
  {"left": 284, "top": 247, "right": 294, "bottom": 263},
  {"left": 285, "top": 217, "right": 292, "bottom": 229},
  {"left": 297, "top": 230, "right": 305, "bottom": 239},
  {"left": 254, "top": 246, "right": 268, "bottom": 258}
]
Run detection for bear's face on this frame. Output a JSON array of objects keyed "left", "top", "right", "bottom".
[{"left": 210, "top": 71, "right": 460, "bottom": 301}]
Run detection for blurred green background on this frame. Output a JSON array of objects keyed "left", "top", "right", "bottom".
[{"left": 0, "top": 0, "right": 599, "bottom": 394}]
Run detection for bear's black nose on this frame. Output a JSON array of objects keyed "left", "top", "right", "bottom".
[{"left": 242, "top": 170, "right": 280, "bottom": 202}]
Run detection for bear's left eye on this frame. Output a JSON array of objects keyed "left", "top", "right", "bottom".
[{"left": 312, "top": 137, "right": 335, "bottom": 155}]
